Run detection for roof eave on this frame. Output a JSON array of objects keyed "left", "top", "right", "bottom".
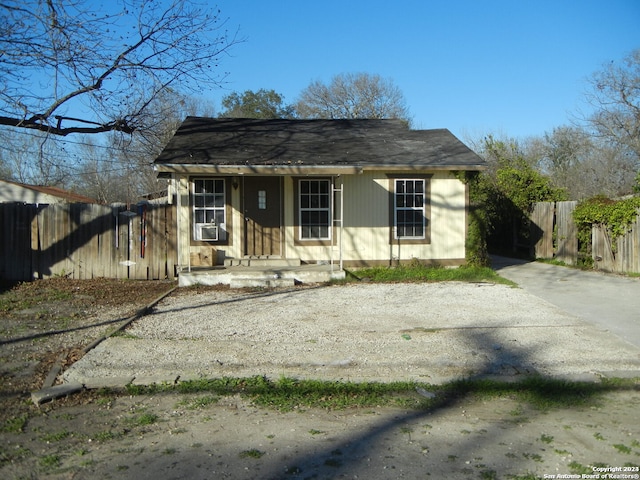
[{"left": 154, "top": 163, "right": 486, "bottom": 176}]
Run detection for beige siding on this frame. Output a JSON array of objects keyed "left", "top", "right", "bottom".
[
  {"left": 176, "top": 171, "right": 468, "bottom": 267},
  {"left": 285, "top": 172, "right": 467, "bottom": 265},
  {"left": 0, "top": 182, "right": 64, "bottom": 204},
  {"left": 341, "top": 173, "right": 389, "bottom": 262},
  {"left": 428, "top": 174, "right": 467, "bottom": 260}
]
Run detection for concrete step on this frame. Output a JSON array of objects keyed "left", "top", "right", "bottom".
[
  {"left": 224, "top": 257, "right": 301, "bottom": 267},
  {"left": 229, "top": 276, "right": 296, "bottom": 289}
]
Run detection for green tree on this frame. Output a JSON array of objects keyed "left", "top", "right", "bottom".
[
  {"left": 478, "top": 136, "right": 566, "bottom": 254},
  {"left": 219, "top": 89, "right": 295, "bottom": 119}
]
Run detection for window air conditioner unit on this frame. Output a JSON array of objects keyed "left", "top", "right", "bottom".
[{"left": 195, "top": 223, "right": 218, "bottom": 241}]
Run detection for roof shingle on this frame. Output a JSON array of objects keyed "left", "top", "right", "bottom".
[{"left": 154, "top": 117, "right": 485, "bottom": 172}]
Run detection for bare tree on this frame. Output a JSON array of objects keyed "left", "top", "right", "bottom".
[
  {"left": 70, "top": 91, "right": 216, "bottom": 203},
  {"left": 0, "top": 0, "right": 240, "bottom": 136},
  {"left": 296, "top": 73, "right": 411, "bottom": 123},
  {"left": 526, "top": 126, "right": 636, "bottom": 199},
  {"left": 583, "top": 49, "right": 640, "bottom": 163},
  {"left": 0, "top": 127, "right": 73, "bottom": 185}
]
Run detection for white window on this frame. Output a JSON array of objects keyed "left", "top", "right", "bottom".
[
  {"left": 299, "top": 179, "right": 331, "bottom": 240},
  {"left": 192, "top": 178, "right": 226, "bottom": 241},
  {"left": 394, "top": 179, "right": 426, "bottom": 239}
]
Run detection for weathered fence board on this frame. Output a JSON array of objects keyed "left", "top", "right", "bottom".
[
  {"left": 0, "top": 202, "right": 177, "bottom": 282},
  {"left": 555, "top": 201, "right": 578, "bottom": 265},
  {"left": 592, "top": 211, "right": 640, "bottom": 274},
  {"left": 531, "top": 201, "right": 554, "bottom": 259},
  {"left": 531, "top": 202, "right": 555, "bottom": 258},
  {"left": 531, "top": 201, "right": 639, "bottom": 274}
]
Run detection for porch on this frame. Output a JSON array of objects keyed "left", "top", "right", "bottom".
[{"left": 178, "top": 257, "right": 345, "bottom": 288}]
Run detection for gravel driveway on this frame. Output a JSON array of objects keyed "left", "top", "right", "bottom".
[{"left": 63, "top": 282, "right": 640, "bottom": 387}]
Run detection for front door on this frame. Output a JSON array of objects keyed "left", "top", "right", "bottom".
[{"left": 243, "top": 177, "right": 282, "bottom": 256}]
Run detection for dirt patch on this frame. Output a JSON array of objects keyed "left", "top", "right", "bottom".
[
  {"left": 1, "top": 280, "right": 639, "bottom": 479},
  {"left": 0, "top": 278, "right": 176, "bottom": 426},
  {"left": 1, "top": 386, "right": 639, "bottom": 479}
]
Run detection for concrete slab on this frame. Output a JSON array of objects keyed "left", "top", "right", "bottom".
[
  {"left": 229, "top": 276, "right": 295, "bottom": 289},
  {"left": 31, "top": 383, "right": 83, "bottom": 405},
  {"left": 492, "top": 256, "right": 640, "bottom": 348},
  {"left": 131, "top": 376, "right": 180, "bottom": 386},
  {"left": 179, "top": 264, "right": 345, "bottom": 287}
]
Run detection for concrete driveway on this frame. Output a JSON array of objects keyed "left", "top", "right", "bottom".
[{"left": 491, "top": 256, "right": 640, "bottom": 348}]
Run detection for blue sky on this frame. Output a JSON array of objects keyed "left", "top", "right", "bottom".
[{"left": 210, "top": 0, "right": 640, "bottom": 140}]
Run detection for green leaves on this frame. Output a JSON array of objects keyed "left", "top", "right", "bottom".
[{"left": 573, "top": 196, "right": 640, "bottom": 240}]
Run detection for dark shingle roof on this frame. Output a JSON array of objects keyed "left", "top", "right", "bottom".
[{"left": 154, "top": 117, "right": 485, "bottom": 172}]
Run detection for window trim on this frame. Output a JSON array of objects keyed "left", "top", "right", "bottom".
[
  {"left": 293, "top": 177, "right": 333, "bottom": 245},
  {"left": 388, "top": 175, "right": 431, "bottom": 245},
  {"left": 191, "top": 177, "right": 229, "bottom": 244}
]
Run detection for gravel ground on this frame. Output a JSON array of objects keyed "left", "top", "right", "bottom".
[
  {"left": 5, "top": 281, "right": 640, "bottom": 480},
  {"left": 63, "top": 282, "right": 640, "bottom": 386}
]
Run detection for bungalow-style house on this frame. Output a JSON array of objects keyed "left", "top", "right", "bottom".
[
  {"left": 0, "top": 179, "right": 97, "bottom": 204},
  {"left": 153, "top": 117, "right": 486, "bottom": 285}
]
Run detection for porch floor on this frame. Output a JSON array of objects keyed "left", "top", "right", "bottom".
[{"left": 178, "top": 263, "right": 345, "bottom": 288}]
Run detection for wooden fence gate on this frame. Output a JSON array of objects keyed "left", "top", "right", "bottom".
[
  {"left": 530, "top": 201, "right": 578, "bottom": 264},
  {"left": 0, "top": 202, "right": 177, "bottom": 281}
]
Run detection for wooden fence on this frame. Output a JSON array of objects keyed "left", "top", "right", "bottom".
[
  {"left": 592, "top": 215, "right": 640, "bottom": 274},
  {"left": 0, "top": 202, "right": 177, "bottom": 281},
  {"left": 530, "top": 201, "right": 640, "bottom": 274}
]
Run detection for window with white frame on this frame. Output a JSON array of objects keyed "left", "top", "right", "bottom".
[
  {"left": 192, "top": 178, "right": 226, "bottom": 241},
  {"left": 394, "top": 179, "right": 426, "bottom": 239},
  {"left": 299, "top": 179, "right": 331, "bottom": 240}
]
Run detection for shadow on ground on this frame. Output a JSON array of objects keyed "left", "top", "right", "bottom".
[{"left": 57, "top": 327, "right": 639, "bottom": 479}]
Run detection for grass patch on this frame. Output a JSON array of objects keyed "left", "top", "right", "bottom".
[
  {"left": 1, "top": 415, "right": 28, "bottom": 433},
  {"left": 569, "top": 461, "right": 592, "bottom": 475},
  {"left": 111, "top": 330, "right": 141, "bottom": 339},
  {"left": 613, "top": 444, "right": 632, "bottom": 454},
  {"left": 119, "top": 375, "right": 638, "bottom": 413},
  {"left": 176, "top": 395, "right": 219, "bottom": 410},
  {"left": 539, "top": 434, "right": 554, "bottom": 444},
  {"left": 39, "top": 454, "right": 61, "bottom": 469},
  {"left": 239, "top": 449, "right": 264, "bottom": 459},
  {"left": 0, "top": 285, "right": 73, "bottom": 313},
  {"left": 347, "top": 265, "right": 516, "bottom": 286},
  {"left": 93, "top": 429, "right": 124, "bottom": 442},
  {"left": 129, "top": 413, "right": 158, "bottom": 426}
]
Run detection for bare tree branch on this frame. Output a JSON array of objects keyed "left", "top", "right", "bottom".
[
  {"left": 583, "top": 49, "right": 640, "bottom": 161},
  {"left": 0, "top": 0, "right": 242, "bottom": 136}
]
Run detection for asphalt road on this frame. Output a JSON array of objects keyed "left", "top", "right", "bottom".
[{"left": 491, "top": 256, "right": 640, "bottom": 349}]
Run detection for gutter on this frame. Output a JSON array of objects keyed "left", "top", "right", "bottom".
[{"left": 154, "top": 164, "right": 487, "bottom": 176}]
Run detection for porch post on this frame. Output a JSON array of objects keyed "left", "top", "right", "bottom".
[{"left": 331, "top": 176, "right": 344, "bottom": 272}]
